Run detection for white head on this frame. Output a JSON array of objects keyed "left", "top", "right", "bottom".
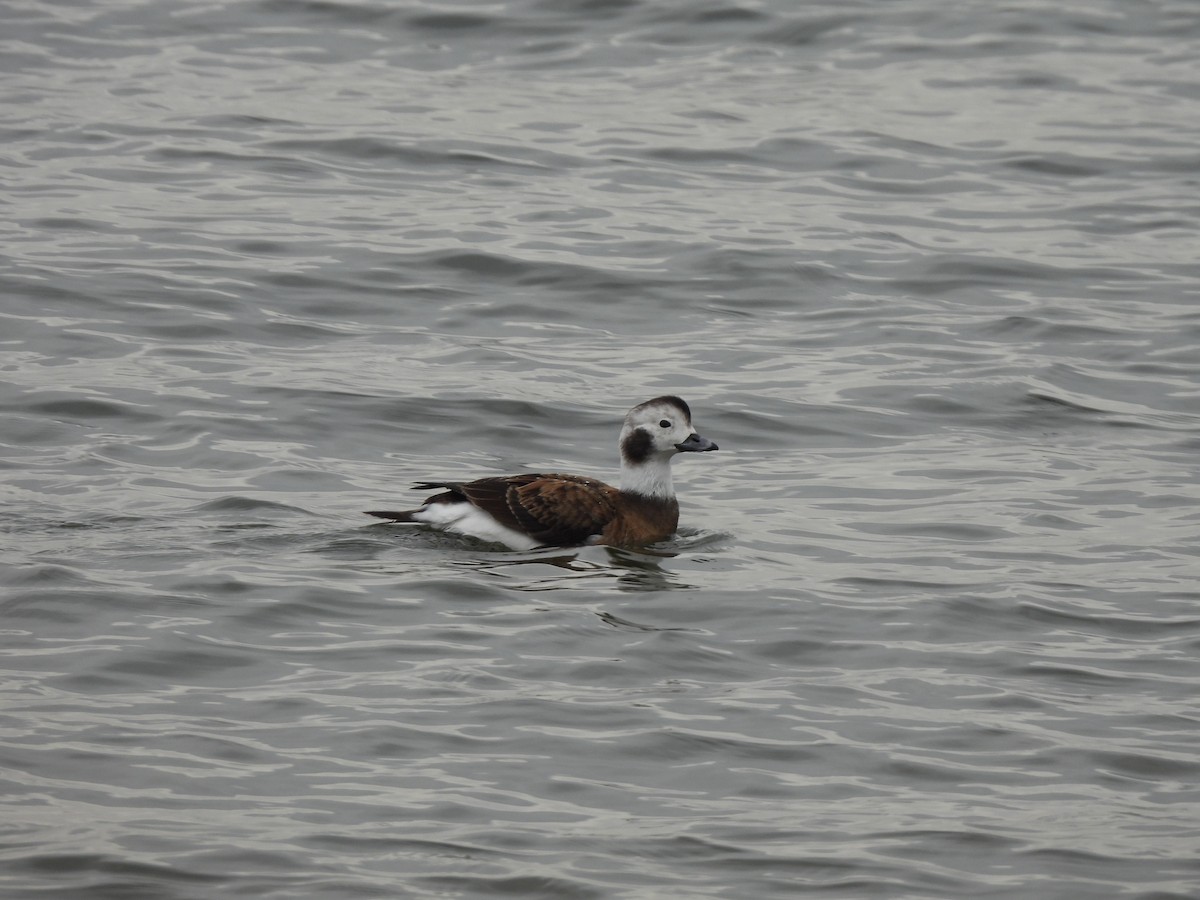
[{"left": 618, "top": 396, "right": 718, "bottom": 498}]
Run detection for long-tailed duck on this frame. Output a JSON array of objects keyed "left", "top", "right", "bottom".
[{"left": 366, "top": 396, "right": 718, "bottom": 550}]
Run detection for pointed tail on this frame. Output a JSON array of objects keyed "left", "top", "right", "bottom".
[{"left": 364, "top": 510, "right": 419, "bottom": 522}]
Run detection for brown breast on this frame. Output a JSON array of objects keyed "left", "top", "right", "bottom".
[{"left": 599, "top": 493, "right": 680, "bottom": 546}]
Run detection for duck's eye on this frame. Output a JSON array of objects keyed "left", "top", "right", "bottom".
[{"left": 659, "top": 419, "right": 671, "bottom": 428}]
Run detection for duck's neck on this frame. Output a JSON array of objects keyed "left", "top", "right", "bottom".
[{"left": 619, "top": 455, "right": 676, "bottom": 500}]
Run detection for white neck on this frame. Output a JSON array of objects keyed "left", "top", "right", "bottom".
[{"left": 619, "top": 454, "right": 676, "bottom": 499}]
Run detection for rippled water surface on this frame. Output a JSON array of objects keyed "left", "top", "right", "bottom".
[{"left": 4, "top": 1, "right": 1200, "bottom": 897}]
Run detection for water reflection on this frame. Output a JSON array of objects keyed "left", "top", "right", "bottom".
[
  {"left": 595, "top": 610, "right": 701, "bottom": 632},
  {"left": 464, "top": 543, "right": 699, "bottom": 593}
]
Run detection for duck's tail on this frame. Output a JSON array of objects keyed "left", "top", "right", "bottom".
[{"left": 364, "top": 509, "right": 419, "bottom": 522}]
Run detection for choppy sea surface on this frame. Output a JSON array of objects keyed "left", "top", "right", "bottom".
[{"left": 4, "top": 1, "right": 1200, "bottom": 897}]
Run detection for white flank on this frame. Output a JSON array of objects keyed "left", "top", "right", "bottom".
[{"left": 413, "top": 502, "right": 541, "bottom": 551}]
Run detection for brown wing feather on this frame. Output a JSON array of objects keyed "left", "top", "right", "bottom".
[
  {"left": 512, "top": 475, "right": 619, "bottom": 545},
  {"left": 449, "top": 473, "right": 617, "bottom": 546}
]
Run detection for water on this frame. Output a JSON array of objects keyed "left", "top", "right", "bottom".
[{"left": 4, "top": 0, "right": 1200, "bottom": 897}]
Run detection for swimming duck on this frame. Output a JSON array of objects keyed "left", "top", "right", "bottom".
[{"left": 366, "top": 396, "right": 718, "bottom": 550}]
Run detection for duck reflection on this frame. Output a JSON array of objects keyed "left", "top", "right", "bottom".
[{"left": 471, "top": 543, "right": 695, "bottom": 593}]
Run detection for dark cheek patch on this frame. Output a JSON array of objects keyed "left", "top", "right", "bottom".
[{"left": 621, "top": 428, "right": 654, "bottom": 465}]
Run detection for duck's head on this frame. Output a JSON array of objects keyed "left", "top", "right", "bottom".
[{"left": 619, "top": 396, "right": 718, "bottom": 466}]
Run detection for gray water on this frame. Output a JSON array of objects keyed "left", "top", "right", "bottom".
[{"left": 4, "top": 1, "right": 1200, "bottom": 897}]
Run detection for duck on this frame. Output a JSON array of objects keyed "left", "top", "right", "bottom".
[{"left": 365, "top": 396, "right": 718, "bottom": 550}]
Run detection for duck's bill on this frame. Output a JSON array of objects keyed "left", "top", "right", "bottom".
[{"left": 675, "top": 433, "right": 718, "bottom": 452}]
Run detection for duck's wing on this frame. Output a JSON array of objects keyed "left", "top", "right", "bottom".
[{"left": 446, "top": 473, "right": 619, "bottom": 547}]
